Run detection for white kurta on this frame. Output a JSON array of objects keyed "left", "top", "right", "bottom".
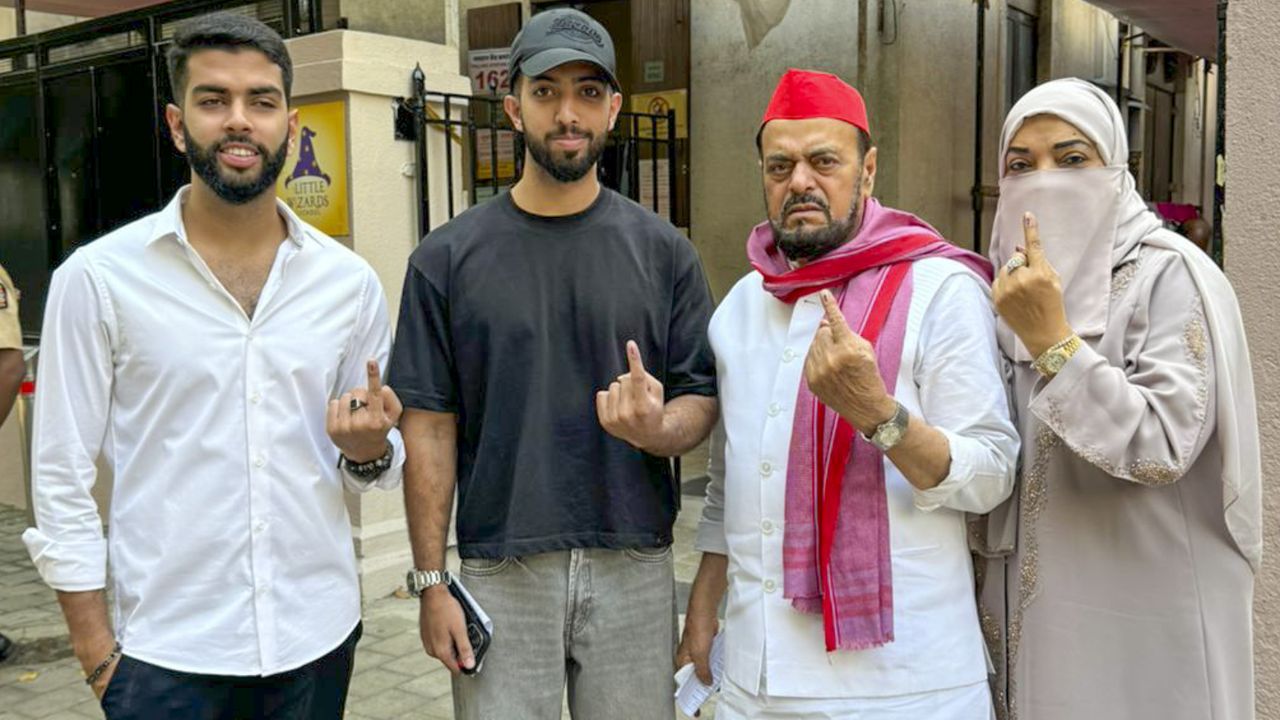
[{"left": 696, "top": 257, "right": 1019, "bottom": 711}]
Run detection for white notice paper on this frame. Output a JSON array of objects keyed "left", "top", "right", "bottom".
[{"left": 673, "top": 632, "right": 725, "bottom": 717}]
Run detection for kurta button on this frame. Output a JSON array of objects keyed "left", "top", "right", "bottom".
[
  {"left": 768, "top": 403, "right": 782, "bottom": 417},
  {"left": 782, "top": 348, "right": 796, "bottom": 363},
  {"left": 761, "top": 519, "right": 774, "bottom": 535},
  {"left": 250, "top": 392, "right": 262, "bottom": 404},
  {"left": 254, "top": 455, "right": 265, "bottom": 468},
  {"left": 760, "top": 461, "right": 773, "bottom": 476},
  {"left": 763, "top": 579, "right": 777, "bottom": 593}
]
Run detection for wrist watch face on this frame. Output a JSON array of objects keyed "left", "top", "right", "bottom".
[
  {"left": 1042, "top": 350, "right": 1069, "bottom": 375},
  {"left": 870, "top": 404, "right": 908, "bottom": 451},
  {"left": 873, "top": 423, "right": 904, "bottom": 449}
]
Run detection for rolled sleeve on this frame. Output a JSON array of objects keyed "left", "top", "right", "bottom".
[
  {"left": 911, "top": 271, "right": 1019, "bottom": 514},
  {"left": 912, "top": 427, "right": 1012, "bottom": 513},
  {"left": 21, "top": 531, "right": 107, "bottom": 591},
  {"left": 23, "top": 251, "right": 114, "bottom": 591}
]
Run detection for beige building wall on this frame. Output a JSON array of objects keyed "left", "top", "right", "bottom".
[
  {"left": 689, "top": 0, "right": 861, "bottom": 300},
  {"left": 0, "top": 8, "right": 84, "bottom": 40},
  {"left": 1224, "top": 1, "right": 1280, "bottom": 715},
  {"left": 334, "top": 0, "right": 451, "bottom": 46}
]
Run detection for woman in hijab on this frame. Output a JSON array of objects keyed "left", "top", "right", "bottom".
[{"left": 978, "top": 78, "right": 1260, "bottom": 720}]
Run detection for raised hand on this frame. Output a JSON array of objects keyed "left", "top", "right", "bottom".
[
  {"left": 804, "top": 291, "right": 897, "bottom": 434},
  {"left": 992, "top": 212, "right": 1073, "bottom": 357},
  {"left": 596, "top": 340, "right": 666, "bottom": 451},
  {"left": 327, "top": 359, "right": 403, "bottom": 462}
]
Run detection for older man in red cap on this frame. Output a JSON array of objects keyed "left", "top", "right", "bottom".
[{"left": 675, "top": 69, "right": 1019, "bottom": 717}]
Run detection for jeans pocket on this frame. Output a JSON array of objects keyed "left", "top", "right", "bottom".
[
  {"left": 99, "top": 654, "right": 131, "bottom": 714},
  {"left": 623, "top": 545, "right": 673, "bottom": 564},
  {"left": 459, "top": 556, "right": 514, "bottom": 577}
]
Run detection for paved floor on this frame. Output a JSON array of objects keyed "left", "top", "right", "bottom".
[{"left": 0, "top": 448, "right": 721, "bottom": 719}]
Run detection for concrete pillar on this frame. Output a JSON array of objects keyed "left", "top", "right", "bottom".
[
  {"left": 275, "top": 29, "right": 470, "bottom": 601},
  {"left": 1222, "top": 0, "right": 1280, "bottom": 714}
]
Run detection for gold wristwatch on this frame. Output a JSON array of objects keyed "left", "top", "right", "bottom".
[{"left": 1032, "top": 334, "right": 1082, "bottom": 377}]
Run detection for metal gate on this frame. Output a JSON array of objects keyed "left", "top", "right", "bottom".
[
  {"left": 0, "top": 0, "right": 323, "bottom": 336},
  {"left": 395, "top": 66, "right": 679, "bottom": 240}
]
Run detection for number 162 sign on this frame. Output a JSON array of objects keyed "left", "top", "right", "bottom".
[{"left": 468, "top": 48, "right": 511, "bottom": 96}]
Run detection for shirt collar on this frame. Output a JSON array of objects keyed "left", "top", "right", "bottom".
[{"left": 147, "top": 185, "right": 312, "bottom": 248}]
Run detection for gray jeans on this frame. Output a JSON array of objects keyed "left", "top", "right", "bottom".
[{"left": 451, "top": 546, "right": 677, "bottom": 720}]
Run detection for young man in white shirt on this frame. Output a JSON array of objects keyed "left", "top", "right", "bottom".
[
  {"left": 23, "top": 13, "right": 403, "bottom": 718},
  {"left": 676, "top": 69, "right": 1019, "bottom": 718}
]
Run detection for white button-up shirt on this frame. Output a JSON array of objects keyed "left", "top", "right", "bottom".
[
  {"left": 696, "top": 257, "right": 1018, "bottom": 699},
  {"left": 22, "top": 188, "right": 404, "bottom": 676}
]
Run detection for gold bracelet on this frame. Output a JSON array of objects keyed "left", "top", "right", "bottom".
[{"left": 1032, "top": 334, "right": 1083, "bottom": 378}]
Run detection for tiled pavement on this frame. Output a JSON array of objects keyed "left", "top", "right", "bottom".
[{"left": 0, "top": 447, "right": 720, "bottom": 719}]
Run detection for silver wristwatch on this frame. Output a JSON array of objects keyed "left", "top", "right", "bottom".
[
  {"left": 406, "top": 568, "right": 453, "bottom": 597},
  {"left": 862, "top": 401, "right": 909, "bottom": 452}
]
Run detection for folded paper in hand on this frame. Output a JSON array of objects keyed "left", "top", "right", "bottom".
[{"left": 673, "top": 632, "right": 725, "bottom": 717}]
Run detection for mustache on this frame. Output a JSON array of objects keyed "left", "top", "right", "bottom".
[
  {"left": 545, "top": 126, "right": 594, "bottom": 142},
  {"left": 213, "top": 134, "right": 269, "bottom": 156},
  {"left": 782, "top": 193, "right": 830, "bottom": 214}
]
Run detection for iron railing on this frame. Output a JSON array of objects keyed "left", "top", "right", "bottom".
[
  {"left": 395, "top": 66, "right": 679, "bottom": 240},
  {"left": 0, "top": 0, "right": 325, "bottom": 335}
]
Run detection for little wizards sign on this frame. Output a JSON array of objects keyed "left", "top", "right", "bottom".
[{"left": 276, "top": 100, "right": 349, "bottom": 236}]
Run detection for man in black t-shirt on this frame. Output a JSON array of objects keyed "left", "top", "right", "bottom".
[{"left": 389, "top": 9, "right": 717, "bottom": 719}]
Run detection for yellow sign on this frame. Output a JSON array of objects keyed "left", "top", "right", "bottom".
[
  {"left": 277, "top": 100, "right": 349, "bottom": 236},
  {"left": 631, "top": 89, "right": 688, "bottom": 140}
]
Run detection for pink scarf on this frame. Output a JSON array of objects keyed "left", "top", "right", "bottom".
[{"left": 747, "top": 198, "right": 992, "bottom": 651}]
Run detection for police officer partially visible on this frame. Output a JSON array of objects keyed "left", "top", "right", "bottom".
[{"left": 0, "top": 260, "right": 24, "bottom": 663}]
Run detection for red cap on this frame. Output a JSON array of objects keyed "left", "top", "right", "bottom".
[{"left": 759, "top": 69, "right": 870, "bottom": 136}]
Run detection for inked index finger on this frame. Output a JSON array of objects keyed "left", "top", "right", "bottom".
[
  {"left": 366, "top": 359, "right": 385, "bottom": 414},
  {"left": 626, "top": 340, "right": 647, "bottom": 380},
  {"left": 818, "top": 290, "right": 851, "bottom": 338},
  {"left": 1022, "top": 212, "right": 1045, "bottom": 265}
]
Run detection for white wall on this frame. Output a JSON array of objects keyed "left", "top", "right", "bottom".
[{"left": 1223, "top": 1, "right": 1280, "bottom": 715}]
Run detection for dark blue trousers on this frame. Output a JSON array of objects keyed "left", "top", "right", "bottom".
[{"left": 100, "top": 623, "right": 361, "bottom": 720}]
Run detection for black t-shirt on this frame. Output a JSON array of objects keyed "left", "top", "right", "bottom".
[{"left": 388, "top": 189, "right": 717, "bottom": 558}]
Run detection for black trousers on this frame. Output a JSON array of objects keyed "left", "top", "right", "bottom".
[{"left": 100, "top": 623, "right": 362, "bottom": 720}]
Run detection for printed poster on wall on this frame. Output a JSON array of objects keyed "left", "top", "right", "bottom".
[
  {"left": 469, "top": 48, "right": 517, "bottom": 182},
  {"left": 276, "top": 100, "right": 349, "bottom": 237},
  {"left": 630, "top": 89, "right": 688, "bottom": 140}
]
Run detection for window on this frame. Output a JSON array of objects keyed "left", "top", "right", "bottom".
[{"left": 1006, "top": 7, "right": 1038, "bottom": 112}]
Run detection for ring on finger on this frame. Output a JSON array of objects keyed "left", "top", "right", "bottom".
[
  {"left": 1003, "top": 254, "right": 1028, "bottom": 274},
  {"left": 349, "top": 398, "right": 368, "bottom": 413}
]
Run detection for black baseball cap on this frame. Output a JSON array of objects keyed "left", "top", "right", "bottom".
[{"left": 508, "top": 8, "right": 619, "bottom": 92}]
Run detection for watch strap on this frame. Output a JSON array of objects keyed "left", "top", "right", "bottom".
[
  {"left": 406, "top": 568, "right": 452, "bottom": 597},
  {"left": 1032, "top": 334, "right": 1083, "bottom": 377},
  {"left": 862, "top": 401, "right": 909, "bottom": 452}
]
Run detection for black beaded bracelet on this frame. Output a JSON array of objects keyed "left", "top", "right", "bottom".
[
  {"left": 85, "top": 643, "right": 122, "bottom": 686},
  {"left": 339, "top": 443, "right": 393, "bottom": 479}
]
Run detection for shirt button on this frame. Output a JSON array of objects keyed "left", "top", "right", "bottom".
[
  {"left": 761, "top": 519, "right": 775, "bottom": 535},
  {"left": 782, "top": 348, "right": 797, "bottom": 363},
  {"left": 254, "top": 455, "right": 266, "bottom": 468},
  {"left": 760, "top": 461, "right": 773, "bottom": 477},
  {"left": 250, "top": 392, "right": 262, "bottom": 404},
  {"left": 763, "top": 579, "right": 777, "bottom": 593},
  {"left": 254, "top": 521, "right": 267, "bottom": 533},
  {"left": 768, "top": 402, "right": 782, "bottom": 417}
]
